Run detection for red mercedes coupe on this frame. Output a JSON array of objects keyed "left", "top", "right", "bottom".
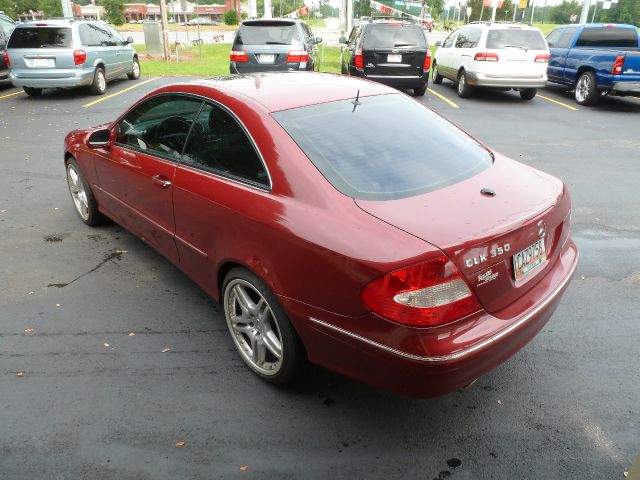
[{"left": 64, "top": 73, "right": 578, "bottom": 397}]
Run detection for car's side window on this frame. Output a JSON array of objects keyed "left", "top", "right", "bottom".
[
  {"left": 454, "top": 28, "right": 469, "bottom": 48},
  {"left": 116, "top": 95, "right": 203, "bottom": 160},
  {"left": 545, "top": 27, "right": 563, "bottom": 48},
  {"left": 79, "top": 24, "right": 101, "bottom": 47},
  {"left": 0, "top": 17, "right": 15, "bottom": 37},
  {"left": 107, "top": 25, "right": 126, "bottom": 45},
  {"left": 455, "top": 27, "right": 480, "bottom": 48},
  {"left": 348, "top": 26, "right": 359, "bottom": 46},
  {"left": 182, "top": 103, "right": 269, "bottom": 188},
  {"left": 556, "top": 26, "right": 577, "bottom": 48},
  {"left": 442, "top": 30, "right": 458, "bottom": 48}
]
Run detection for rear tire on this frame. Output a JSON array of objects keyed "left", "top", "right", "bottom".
[
  {"left": 222, "top": 267, "right": 305, "bottom": 385},
  {"left": 457, "top": 70, "right": 473, "bottom": 98},
  {"left": 127, "top": 57, "right": 140, "bottom": 80},
  {"left": 574, "top": 71, "right": 598, "bottom": 106},
  {"left": 89, "top": 67, "right": 107, "bottom": 95},
  {"left": 23, "top": 87, "right": 42, "bottom": 97},
  {"left": 432, "top": 62, "right": 443, "bottom": 84},
  {"left": 520, "top": 88, "right": 537, "bottom": 100},
  {"left": 414, "top": 83, "right": 427, "bottom": 96}
]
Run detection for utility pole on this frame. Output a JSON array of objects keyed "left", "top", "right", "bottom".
[
  {"left": 590, "top": 0, "right": 597, "bottom": 22},
  {"left": 264, "top": 0, "right": 272, "bottom": 18},
  {"left": 490, "top": 0, "right": 498, "bottom": 21},
  {"left": 158, "top": 0, "right": 171, "bottom": 61},
  {"left": 346, "top": 0, "right": 352, "bottom": 34},
  {"left": 579, "top": 0, "right": 590, "bottom": 23},
  {"left": 248, "top": 0, "right": 257, "bottom": 17},
  {"left": 530, "top": 0, "right": 535, "bottom": 22},
  {"left": 61, "top": 0, "right": 73, "bottom": 18}
]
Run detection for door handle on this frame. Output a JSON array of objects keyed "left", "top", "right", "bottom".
[{"left": 152, "top": 174, "right": 172, "bottom": 189}]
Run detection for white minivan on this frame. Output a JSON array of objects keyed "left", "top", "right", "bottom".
[{"left": 432, "top": 22, "right": 549, "bottom": 100}]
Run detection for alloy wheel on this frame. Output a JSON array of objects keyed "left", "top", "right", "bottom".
[
  {"left": 67, "top": 164, "right": 89, "bottom": 221},
  {"left": 224, "top": 279, "right": 283, "bottom": 376},
  {"left": 576, "top": 75, "right": 590, "bottom": 103}
]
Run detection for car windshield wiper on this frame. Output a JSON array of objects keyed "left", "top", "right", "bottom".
[
  {"left": 502, "top": 44, "right": 528, "bottom": 51},
  {"left": 265, "top": 41, "right": 288, "bottom": 45},
  {"left": 39, "top": 44, "right": 63, "bottom": 48},
  {"left": 394, "top": 43, "right": 416, "bottom": 47}
]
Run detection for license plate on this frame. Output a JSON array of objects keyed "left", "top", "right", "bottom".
[
  {"left": 33, "top": 58, "right": 49, "bottom": 67},
  {"left": 387, "top": 54, "right": 402, "bottom": 63},
  {"left": 257, "top": 54, "right": 275, "bottom": 63},
  {"left": 513, "top": 238, "right": 546, "bottom": 281}
]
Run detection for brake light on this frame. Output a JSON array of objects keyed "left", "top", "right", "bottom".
[
  {"left": 534, "top": 53, "right": 550, "bottom": 63},
  {"left": 230, "top": 50, "right": 248, "bottom": 62},
  {"left": 612, "top": 55, "right": 625, "bottom": 74},
  {"left": 474, "top": 52, "right": 499, "bottom": 62},
  {"left": 424, "top": 50, "right": 431, "bottom": 70},
  {"left": 73, "top": 49, "right": 87, "bottom": 65},
  {"left": 3, "top": 51, "right": 9, "bottom": 67},
  {"left": 361, "top": 256, "right": 482, "bottom": 328},
  {"left": 35, "top": 23, "right": 48, "bottom": 27},
  {"left": 354, "top": 47, "right": 364, "bottom": 68},
  {"left": 286, "top": 50, "right": 309, "bottom": 63}
]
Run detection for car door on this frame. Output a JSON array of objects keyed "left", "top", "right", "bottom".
[
  {"left": 341, "top": 25, "right": 360, "bottom": 75},
  {"left": 93, "top": 23, "right": 121, "bottom": 79},
  {"left": 172, "top": 101, "right": 271, "bottom": 292},
  {"left": 301, "top": 23, "right": 318, "bottom": 71},
  {"left": 80, "top": 23, "right": 115, "bottom": 78},
  {"left": 435, "top": 29, "right": 458, "bottom": 78},
  {"left": 107, "top": 25, "right": 133, "bottom": 75},
  {"left": 93, "top": 94, "right": 204, "bottom": 264},
  {"left": 548, "top": 26, "right": 576, "bottom": 85}
]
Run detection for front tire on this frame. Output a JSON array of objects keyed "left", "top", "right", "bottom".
[
  {"left": 457, "top": 70, "right": 473, "bottom": 98},
  {"left": 575, "top": 71, "right": 598, "bottom": 105},
  {"left": 432, "top": 62, "right": 443, "bottom": 84},
  {"left": 520, "top": 88, "right": 537, "bottom": 100},
  {"left": 127, "top": 57, "right": 140, "bottom": 80},
  {"left": 223, "top": 268, "right": 304, "bottom": 385},
  {"left": 66, "top": 157, "right": 106, "bottom": 226},
  {"left": 89, "top": 67, "right": 107, "bottom": 95},
  {"left": 23, "top": 87, "right": 42, "bottom": 97}
]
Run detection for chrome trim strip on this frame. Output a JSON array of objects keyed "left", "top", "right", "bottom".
[
  {"left": 309, "top": 250, "right": 579, "bottom": 363},
  {"left": 174, "top": 233, "right": 208, "bottom": 258}
]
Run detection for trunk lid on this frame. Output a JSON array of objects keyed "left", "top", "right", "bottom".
[
  {"left": 363, "top": 48, "right": 426, "bottom": 77},
  {"left": 355, "top": 155, "right": 572, "bottom": 313}
]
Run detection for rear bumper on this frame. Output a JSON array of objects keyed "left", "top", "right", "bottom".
[
  {"left": 465, "top": 71, "right": 547, "bottom": 88},
  {"left": 282, "top": 239, "right": 578, "bottom": 398},
  {"left": 612, "top": 81, "right": 640, "bottom": 94},
  {"left": 362, "top": 71, "right": 429, "bottom": 89},
  {"left": 9, "top": 67, "right": 95, "bottom": 88},
  {"left": 230, "top": 62, "right": 310, "bottom": 74}
]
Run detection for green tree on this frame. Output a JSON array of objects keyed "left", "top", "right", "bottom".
[
  {"left": 548, "top": 0, "right": 580, "bottom": 23},
  {"left": 0, "top": 0, "right": 16, "bottom": 17},
  {"left": 223, "top": 9, "right": 238, "bottom": 25},
  {"left": 103, "top": 0, "right": 125, "bottom": 25},
  {"left": 38, "top": 0, "right": 62, "bottom": 17},
  {"left": 15, "top": 0, "right": 39, "bottom": 16},
  {"left": 601, "top": 0, "right": 640, "bottom": 26},
  {"left": 425, "top": 0, "right": 444, "bottom": 17}
]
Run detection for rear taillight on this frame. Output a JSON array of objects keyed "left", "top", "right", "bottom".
[
  {"left": 424, "top": 50, "right": 431, "bottom": 70},
  {"left": 286, "top": 50, "right": 309, "bottom": 63},
  {"left": 361, "top": 256, "right": 482, "bottom": 328},
  {"left": 73, "top": 50, "right": 87, "bottom": 65},
  {"left": 474, "top": 52, "right": 499, "bottom": 62},
  {"left": 612, "top": 55, "right": 625, "bottom": 74},
  {"left": 354, "top": 47, "right": 364, "bottom": 69},
  {"left": 534, "top": 53, "right": 550, "bottom": 63},
  {"left": 3, "top": 51, "right": 9, "bottom": 67},
  {"left": 230, "top": 50, "right": 248, "bottom": 62}
]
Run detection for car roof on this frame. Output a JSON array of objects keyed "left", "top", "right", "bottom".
[
  {"left": 464, "top": 21, "right": 542, "bottom": 31},
  {"left": 241, "top": 19, "right": 304, "bottom": 26},
  {"left": 16, "top": 18, "right": 101, "bottom": 27},
  {"left": 176, "top": 72, "right": 397, "bottom": 112}
]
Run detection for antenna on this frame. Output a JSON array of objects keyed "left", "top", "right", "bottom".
[{"left": 351, "top": 89, "right": 361, "bottom": 112}]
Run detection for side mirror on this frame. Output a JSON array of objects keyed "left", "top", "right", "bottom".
[
  {"left": 338, "top": 36, "right": 347, "bottom": 44},
  {"left": 435, "top": 40, "right": 442, "bottom": 47},
  {"left": 315, "top": 36, "right": 323, "bottom": 44},
  {"left": 87, "top": 128, "right": 114, "bottom": 148},
  {"left": 126, "top": 37, "right": 134, "bottom": 44}
]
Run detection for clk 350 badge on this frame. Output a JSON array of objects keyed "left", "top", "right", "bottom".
[{"left": 465, "top": 244, "right": 510, "bottom": 268}]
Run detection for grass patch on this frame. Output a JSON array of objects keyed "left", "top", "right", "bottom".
[{"left": 135, "top": 43, "right": 343, "bottom": 76}]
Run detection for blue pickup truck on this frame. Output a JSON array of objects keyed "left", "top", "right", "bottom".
[{"left": 546, "top": 23, "right": 640, "bottom": 105}]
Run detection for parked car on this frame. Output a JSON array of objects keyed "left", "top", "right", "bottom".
[
  {"left": 229, "top": 19, "right": 322, "bottom": 74},
  {"left": 6, "top": 19, "right": 140, "bottom": 96},
  {"left": 546, "top": 23, "right": 640, "bottom": 105},
  {"left": 63, "top": 72, "right": 578, "bottom": 398},
  {"left": 433, "top": 22, "right": 549, "bottom": 100},
  {"left": 339, "top": 17, "right": 430, "bottom": 96},
  {"left": 421, "top": 15, "right": 434, "bottom": 33},
  {"left": 0, "top": 11, "right": 17, "bottom": 82}
]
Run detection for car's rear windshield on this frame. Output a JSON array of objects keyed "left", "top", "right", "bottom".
[
  {"left": 235, "top": 22, "right": 300, "bottom": 46},
  {"left": 363, "top": 24, "right": 426, "bottom": 49},
  {"left": 8, "top": 27, "right": 72, "bottom": 48},
  {"left": 486, "top": 29, "right": 547, "bottom": 50},
  {"left": 272, "top": 95, "right": 493, "bottom": 201},
  {"left": 576, "top": 27, "right": 638, "bottom": 47}
]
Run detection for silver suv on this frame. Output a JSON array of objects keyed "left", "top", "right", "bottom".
[{"left": 6, "top": 19, "right": 140, "bottom": 96}]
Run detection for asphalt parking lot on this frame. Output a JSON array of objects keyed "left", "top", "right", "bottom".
[{"left": 1, "top": 76, "right": 638, "bottom": 479}]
